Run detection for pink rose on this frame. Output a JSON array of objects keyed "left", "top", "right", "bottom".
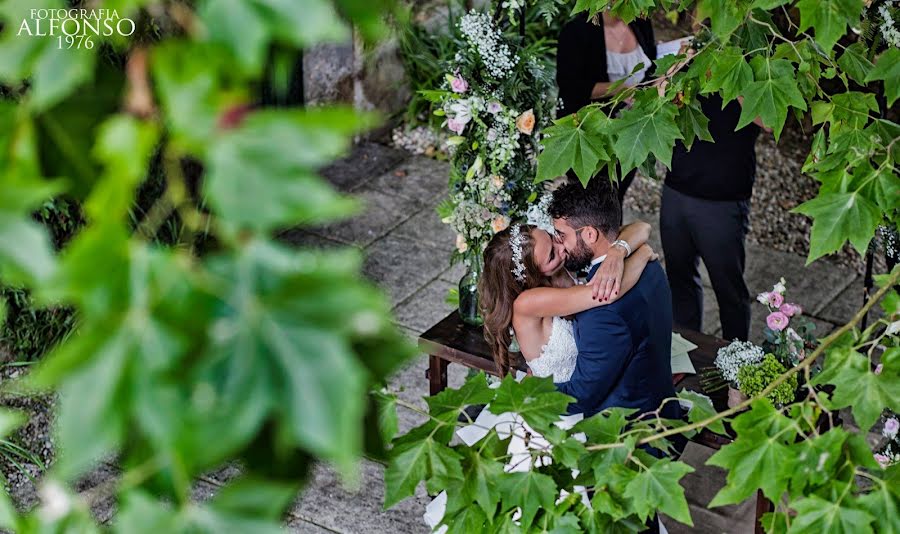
[
  {"left": 767, "top": 292, "right": 784, "bottom": 309},
  {"left": 780, "top": 303, "right": 802, "bottom": 317},
  {"left": 446, "top": 118, "right": 466, "bottom": 135},
  {"left": 884, "top": 417, "right": 899, "bottom": 439},
  {"left": 875, "top": 363, "right": 884, "bottom": 375},
  {"left": 450, "top": 75, "right": 468, "bottom": 94},
  {"left": 766, "top": 311, "right": 789, "bottom": 332},
  {"left": 874, "top": 453, "right": 891, "bottom": 469}
]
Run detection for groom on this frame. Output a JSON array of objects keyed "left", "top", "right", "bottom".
[{"left": 549, "top": 181, "right": 682, "bottom": 423}]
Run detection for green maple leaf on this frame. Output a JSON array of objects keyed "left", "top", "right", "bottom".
[
  {"left": 788, "top": 495, "right": 875, "bottom": 534},
  {"left": 575, "top": 408, "right": 635, "bottom": 443},
  {"left": 703, "top": 46, "right": 753, "bottom": 103},
  {"left": 676, "top": 101, "right": 714, "bottom": 151},
  {"left": 498, "top": 471, "right": 557, "bottom": 527},
  {"left": 736, "top": 57, "right": 807, "bottom": 140},
  {"left": 678, "top": 390, "right": 726, "bottom": 435},
  {"left": 426, "top": 371, "right": 495, "bottom": 421},
  {"left": 855, "top": 164, "right": 900, "bottom": 212},
  {"left": 731, "top": 399, "right": 798, "bottom": 441},
  {"left": 707, "top": 430, "right": 797, "bottom": 505},
  {"left": 858, "top": 477, "right": 900, "bottom": 534},
  {"left": 458, "top": 450, "right": 504, "bottom": 517},
  {"left": 537, "top": 107, "right": 611, "bottom": 185},
  {"left": 624, "top": 460, "right": 695, "bottom": 525},
  {"left": 697, "top": 0, "right": 746, "bottom": 39},
  {"left": 384, "top": 437, "right": 463, "bottom": 508},
  {"left": 787, "top": 428, "right": 847, "bottom": 494},
  {"left": 490, "top": 375, "right": 573, "bottom": 431},
  {"left": 796, "top": 0, "right": 863, "bottom": 52},
  {"left": 812, "top": 347, "right": 900, "bottom": 431},
  {"left": 444, "top": 504, "right": 489, "bottom": 534},
  {"left": 838, "top": 42, "right": 875, "bottom": 85},
  {"left": 610, "top": 96, "right": 683, "bottom": 172},
  {"left": 792, "top": 191, "right": 881, "bottom": 262},
  {"left": 811, "top": 92, "right": 878, "bottom": 132},
  {"left": 865, "top": 48, "right": 900, "bottom": 107}
]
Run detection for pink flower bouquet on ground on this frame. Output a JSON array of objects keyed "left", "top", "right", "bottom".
[{"left": 757, "top": 278, "right": 817, "bottom": 367}]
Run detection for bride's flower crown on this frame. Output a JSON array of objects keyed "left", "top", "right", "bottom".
[{"left": 509, "top": 225, "right": 527, "bottom": 283}]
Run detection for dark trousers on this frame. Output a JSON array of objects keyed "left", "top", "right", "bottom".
[{"left": 660, "top": 185, "right": 751, "bottom": 341}]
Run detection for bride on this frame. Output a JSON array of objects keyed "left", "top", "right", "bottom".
[{"left": 479, "top": 220, "right": 657, "bottom": 380}]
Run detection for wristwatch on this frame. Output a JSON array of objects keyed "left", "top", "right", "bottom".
[{"left": 611, "top": 239, "right": 632, "bottom": 257}]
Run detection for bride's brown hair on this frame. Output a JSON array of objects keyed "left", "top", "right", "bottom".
[{"left": 479, "top": 225, "right": 552, "bottom": 377}]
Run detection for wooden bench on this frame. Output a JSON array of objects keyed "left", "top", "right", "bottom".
[{"left": 418, "top": 311, "right": 769, "bottom": 533}]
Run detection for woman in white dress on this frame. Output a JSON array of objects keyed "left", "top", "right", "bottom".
[{"left": 479, "top": 220, "right": 656, "bottom": 381}]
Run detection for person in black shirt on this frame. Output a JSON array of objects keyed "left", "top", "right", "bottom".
[
  {"left": 660, "top": 94, "right": 762, "bottom": 341},
  {"left": 556, "top": 12, "right": 656, "bottom": 205}
]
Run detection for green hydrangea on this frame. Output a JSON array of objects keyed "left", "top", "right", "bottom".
[{"left": 737, "top": 354, "right": 798, "bottom": 406}]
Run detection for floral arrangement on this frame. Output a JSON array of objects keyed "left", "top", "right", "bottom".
[
  {"left": 875, "top": 414, "right": 900, "bottom": 469},
  {"left": 736, "top": 354, "right": 799, "bottom": 406},
  {"left": 432, "top": 9, "right": 557, "bottom": 262},
  {"left": 712, "top": 340, "right": 765, "bottom": 386},
  {"left": 701, "top": 279, "right": 817, "bottom": 401},
  {"left": 757, "top": 278, "right": 817, "bottom": 367}
]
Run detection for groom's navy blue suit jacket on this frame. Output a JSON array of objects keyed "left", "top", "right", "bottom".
[{"left": 555, "top": 260, "right": 681, "bottom": 421}]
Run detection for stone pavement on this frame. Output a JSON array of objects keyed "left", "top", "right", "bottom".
[{"left": 279, "top": 142, "right": 868, "bottom": 533}]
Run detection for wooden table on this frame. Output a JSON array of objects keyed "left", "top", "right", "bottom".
[{"left": 419, "top": 311, "right": 768, "bottom": 533}]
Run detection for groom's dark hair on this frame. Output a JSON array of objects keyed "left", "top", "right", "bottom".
[{"left": 549, "top": 178, "right": 621, "bottom": 240}]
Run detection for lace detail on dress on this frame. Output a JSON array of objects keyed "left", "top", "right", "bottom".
[{"left": 527, "top": 317, "right": 578, "bottom": 381}]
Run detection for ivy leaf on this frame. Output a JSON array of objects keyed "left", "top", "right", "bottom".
[
  {"left": 736, "top": 57, "right": 807, "bottom": 140},
  {"left": 731, "top": 399, "right": 797, "bottom": 442},
  {"left": 707, "top": 430, "right": 797, "bottom": 505},
  {"left": 696, "top": 0, "right": 745, "bottom": 39},
  {"left": 788, "top": 494, "right": 875, "bottom": 534},
  {"left": 838, "top": 42, "right": 875, "bottom": 85},
  {"left": 490, "top": 375, "right": 573, "bottom": 431},
  {"left": 703, "top": 46, "right": 753, "bottom": 103},
  {"left": 677, "top": 390, "right": 726, "bottom": 435},
  {"left": 373, "top": 390, "right": 399, "bottom": 443},
  {"left": 426, "top": 371, "right": 495, "bottom": 422},
  {"left": 498, "top": 471, "right": 557, "bottom": 527},
  {"left": 459, "top": 447, "right": 504, "bottom": 517},
  {"left": 610, "top": 95, "right": 683, "bottom": 172},
  {"left": 811, "top": 347, "right": 900, "bottom": 431},
  {"left": 537, "top": 108, "right": 610, "bottom": 185},
  {"left": 385, "top": 437, "right": 463, "bottom": 508},
  {"left": 792, "top": 191, "right": 881, "bottom": 261},
  {"left": 787, "top": 427, "right": 847, "bottom": 494},
  {"left": 444, "top": 505, "right": 489, "bottom": 534},
  {"left": 865, "top": 48, "right": 900, "bottom": 107},
  {"left": 676, "top": 101, "right": 714, "bottom": 151},
  {"left": 855, "top": 164, "right": 900, "bottom": 212},
  {"left": 624, "top": 460, "right": 695, "bottom": 525},
  {"left": 796, "top": 0, "right": 863, "bottom": 52},
  {"left": 857, "top": 479, "right": 900, "bottom": 534},
  {"left": 206, "top": 109, "right": 372, "bottom": 232}
]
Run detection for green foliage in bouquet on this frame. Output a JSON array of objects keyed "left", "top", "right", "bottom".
[
  {"left": 430, "top": 8, "right": 557, "bottom": 260},
  {"left": 737, "top": 354, "right": 799, "bottom": 406}
]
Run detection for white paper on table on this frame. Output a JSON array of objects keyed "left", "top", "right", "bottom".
[
  {"left": 670, "top": 350, "right": 696, "bottom": 375},
  {"left": 656, "top": 37, "right": 693, "bottom": 58},
  {"left": 671, "top": 332, "right": 698, "bottom": 354}
]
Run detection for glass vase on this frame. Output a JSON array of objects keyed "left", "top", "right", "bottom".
[{"left": 458, "top": 259, "right": 483, "bottom": 326}]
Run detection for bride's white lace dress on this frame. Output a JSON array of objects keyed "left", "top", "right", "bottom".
[{"left": 525, "top": 316, "right": 577, "bottom": 381}]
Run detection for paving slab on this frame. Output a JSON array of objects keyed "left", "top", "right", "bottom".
[
  {"left": 363, "top": 235, "right": 448, "bottom": 306},
  {"left": 392, "top": 278, "right": 455, "bottom": 334},
  {"left": 278, "top": 229, "right": 355, "bottom": 249},
  {"left": 815, "top": 276, "right": 882, "bottom": 327},
  {"left": 320, "top": 142, "right": 410, "bottom": 192},
  {"left": 361, "top": 156, "right": 448, "bottom": 204},
  {"left": 313, "top": 189, "right": 424, "bottom": 247},
  {"left": 291, "top": 459, "right": 430, "bottom": 534},
  {"left": 286, "top": 516, "right": 341, "bottom": 533},
  {"left": 392, "top": 206, "right": 456, "bottom": 252}
]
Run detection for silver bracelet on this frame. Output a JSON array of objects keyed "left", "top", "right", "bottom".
[{"left": 611, "top": 239, "right": 632, "bottom": 257}]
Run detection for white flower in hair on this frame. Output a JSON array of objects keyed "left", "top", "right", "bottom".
[{"left": 509, "top": 225, "right": 527, "bottom": 283}]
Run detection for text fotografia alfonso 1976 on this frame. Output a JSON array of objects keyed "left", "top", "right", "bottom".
[{"left": 15, "top": 9, "right": 136, "bottom": 49}]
